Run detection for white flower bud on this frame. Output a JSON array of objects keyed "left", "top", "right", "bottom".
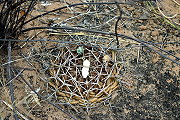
[
  {"left": 82, "top": 59, "right": 90, "bottom": 78},
  {"left": 82, "top": 67, "right": 89, "bottom": 78},
  {"left": 83, "top": 59, "right": 90, "bottom": 68}
]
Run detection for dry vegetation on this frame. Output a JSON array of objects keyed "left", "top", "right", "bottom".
[{"left": 0, "top": 0, "right": 179, "bottom": 120}]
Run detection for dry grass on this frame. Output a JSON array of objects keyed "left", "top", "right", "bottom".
[{"left": 0, "top": 0, "right": 179, "bottom": 120}]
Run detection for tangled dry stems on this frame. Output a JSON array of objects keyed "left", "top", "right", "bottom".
[{"left": 0, "top": 0, "right": 179, "bottom": 120}]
